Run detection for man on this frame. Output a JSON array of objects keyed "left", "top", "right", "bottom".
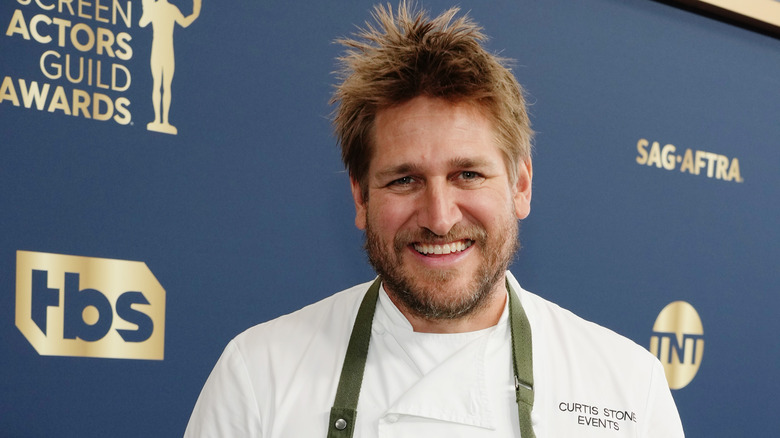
[{"left": 184, "top": 3, "right": 684, "bottom": 437}]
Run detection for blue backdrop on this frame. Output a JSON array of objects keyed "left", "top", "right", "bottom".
[{"left": 2, "top": 0, "right": 778, "bottom": 436}]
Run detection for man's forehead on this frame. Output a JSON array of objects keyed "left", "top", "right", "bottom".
[{"left": 375, "top": 97, "right": 489, "bottom": 127}]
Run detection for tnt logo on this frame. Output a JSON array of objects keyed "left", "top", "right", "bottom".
[
  {"left": 649, "top": 301, "right": 704, "bottom": 389},
  {"left": 15, "top": 251, "right": 165, "bottom": 360}
]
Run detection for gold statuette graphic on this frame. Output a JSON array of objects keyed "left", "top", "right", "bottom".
[
  {"left": 140, "top": 0, "right": 202, "bottom": 135},
  {"left": 649, "top": 301, "right": 704, "bottom": 389},
  {"left": 15, "top": 251, "right": 166, "bottom": 360}
]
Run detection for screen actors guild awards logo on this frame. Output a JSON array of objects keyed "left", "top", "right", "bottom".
[{"left": 140, "top": 0, "right": 201, "bottom": 135}]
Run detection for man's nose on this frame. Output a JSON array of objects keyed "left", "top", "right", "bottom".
[{"left": 417, "top": 181, "right": 462, "bottom": 236}]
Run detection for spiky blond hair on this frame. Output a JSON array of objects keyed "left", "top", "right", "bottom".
[{"left": 331, "top": 2, "right": 533, "bottom": 195}]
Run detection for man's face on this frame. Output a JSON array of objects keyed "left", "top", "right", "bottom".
[{"left": 351, "top": 96, "right": 532, "bottom": 321}]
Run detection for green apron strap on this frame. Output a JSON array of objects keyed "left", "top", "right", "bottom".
[
  {"left": 328, "top": 278, "right": 535, "bottom": 437},
  {"left": 508, "top": 279, "right": 536, "bottom": 438},
  {"left": 327, "top": 278, "right": 381, "bottom": 438}
]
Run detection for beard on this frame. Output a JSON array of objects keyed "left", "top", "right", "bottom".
[{"left": 364, "top": 214, "right": 520, "bottom": 321}]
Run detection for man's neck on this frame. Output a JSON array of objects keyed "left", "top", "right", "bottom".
[{"left": 386, "top": 282, "right": 508, "bottom": 334}]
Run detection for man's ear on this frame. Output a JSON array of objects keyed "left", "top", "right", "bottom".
[
  {"left": 512, "top": 158, "right": 532, "bottom": 220},
  {"left": 350, "top": 177, "right": 367, "bottom": 230}
]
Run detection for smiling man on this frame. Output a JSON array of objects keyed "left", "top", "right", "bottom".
[
  {"left": 357, "top": 96, "right": 530, "bottom": 333},
  {"left": 185, "top": 3, "right": 684, "bottom": 437}
]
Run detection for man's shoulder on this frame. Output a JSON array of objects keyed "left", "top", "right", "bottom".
[
  {"left": 186, "top": 280, "right": 378, "bottom": 435},
  {"left": 230, "top": 278, "right": 375, "bottom": 356},
  {"left": 508, "top": 273, "right": 655, "bottom": 364}
]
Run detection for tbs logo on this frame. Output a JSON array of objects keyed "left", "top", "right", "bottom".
[{"left": 15, "top": 251, "right": 166, "bottom": 360}]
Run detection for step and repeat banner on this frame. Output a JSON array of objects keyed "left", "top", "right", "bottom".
[{"left": 2, "top": 0, "right": 778, "bottom": 436}]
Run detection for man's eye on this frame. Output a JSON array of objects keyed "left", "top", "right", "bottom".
[
  {"left": 459, "top": 171, "right": 485, "bottom": 181},
  {"left": 391, "top": 176, "right": 414, "bottom": 186},
  {"left": 455, "top": 171, "right": 485, "bottom": 186}
]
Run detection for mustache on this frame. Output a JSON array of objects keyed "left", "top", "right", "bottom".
[{"left": 393, "top": 224, "right": 488, "bottom": 252}]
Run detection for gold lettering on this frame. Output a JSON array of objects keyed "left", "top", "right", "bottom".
[
  {"left": 19, "top": 79, "right": 51, "bottom": 110},
  {"left": 0, "top": 76, "right": 21, "bottom": 106},
  {"left": 78, "top": 0, "right": 92, "bottom": 20},
  {"left": 647, "top": 141, "right": 662, "bottom": 168},
  {"left": 694, "top": 150, "right": 706, "bottom": 176},
  {"left": 703, "top": 152, "right": 717, "bottom": 178},
  {"left": 47, "top": 85, "right": 71, "bottom": 114},
  {"left": 64, "top": 53, "right": 83, "bottom": 84},
  {"left": 636, "top": 138, "right": 649, "bottom": 165},
  {"left": 40, "top": 50, "right": 62, "bottom": 80},
  {"left": 661, "top": 144, "right": 676, "bottom": 170},
  {"left": 113, "top": 0, "right": 131, "bottom": 28},
  {"left": 6, "top": 9, "right": 31, "bottom": 40},
  {"left": 112, "top": 63, "right": 130, "bottom": 92},
  {"left": 636, "top": 139, "right": 742, "bottom": 183},
  {"left": 96, "top": 27, "right": 114, "bottom": 57},
  {"left": 715, "top": 155, "right": 729, "bottom": 180},
  {"left": 51, "top": 17, "right": 71, "bottom": 47},
  {"left": 59, "top": 0, "right": 75, "bottom": 15},
  {"left": 679, "top": 148, "right": 694, "bottom": 174},
  {"left": 94, "top": 0, "right": 109, "bottom": 23},
  {"left": 30, "top": 13, "right": 52, "bottom": 43},
  {"left": 35, "top": 0, "right": 56, "bottom": 10},
  {"left": 727, "top": 158, "right": 743, "bottom": 183},
  {"left": 72, "top": 88, "right": 90, "bottom": 117},
  {"left": 95, "top": 59, "right": 109, "bottom": 89},
  {"left": 114, "top": 96, "right": 131, "bottom": 124},
  {"left": 92, "top": 92, "right": 112, "bottom": 120},
  {"left": 70, "top": 22, "right": 94, "bottom": 52},
  {"left": 115, "top": 32, "right": 132, "bottom": 60}
]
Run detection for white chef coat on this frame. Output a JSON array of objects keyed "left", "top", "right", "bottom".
[{"left": 184, "top": 272, "right": 684, "bottom": 437}]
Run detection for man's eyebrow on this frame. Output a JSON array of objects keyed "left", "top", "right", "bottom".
[
  {"left": 449, "top": 157, "right": 495, "bottom": 169},
  {"left": 375, "top": 163, "right": 422, "bottom": 180}
]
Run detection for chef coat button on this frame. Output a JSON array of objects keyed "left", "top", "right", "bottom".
[{"left": 334, "top": 418, "right": 347, "bottom": 430}]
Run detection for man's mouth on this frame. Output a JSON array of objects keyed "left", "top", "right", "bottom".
[{"left": 412, "top": 239, "right": 474, "bottom": 256}]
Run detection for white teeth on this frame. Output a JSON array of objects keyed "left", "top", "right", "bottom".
[{"left": 414, "top": 240, "right": 472, "bottom": 255}]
